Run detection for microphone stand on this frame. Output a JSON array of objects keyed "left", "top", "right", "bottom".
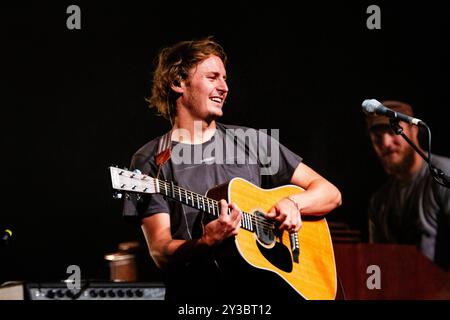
[{"left": 389, "top": 119, "right": 450, "bottom": 189}]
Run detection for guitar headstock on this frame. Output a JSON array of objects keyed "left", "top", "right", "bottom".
[{"left": 109, "top": 167, "right": 158, "bottom": 195}]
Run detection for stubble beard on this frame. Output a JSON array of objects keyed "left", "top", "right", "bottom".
[{"left": 381, "top": 147, "right": 416, "bottom": 178}]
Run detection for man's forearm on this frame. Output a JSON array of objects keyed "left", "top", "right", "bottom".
[
  {"left": 154, "top": 236, "right": 214, "bottom": 269},
  {"left": 289, "top": 178, "right": 342, "bottom": 216}
]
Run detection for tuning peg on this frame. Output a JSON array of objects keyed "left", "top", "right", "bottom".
[
  {"left": 125, "top": 193, "right": 131, "bottom": 200},
  {"left": 136, "top": 194, "right": 142, "bottom": 201},
  {"left": 113, "top": 192, "right": 123, "bottom": 200}
]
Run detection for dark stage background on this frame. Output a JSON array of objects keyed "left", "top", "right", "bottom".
[{"left": 1, "top": 1, "right": 449, "bottom": 284}]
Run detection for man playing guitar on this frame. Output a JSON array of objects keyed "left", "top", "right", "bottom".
[{"left": 121, "top": 37, "right": 342, "bottom": 302}]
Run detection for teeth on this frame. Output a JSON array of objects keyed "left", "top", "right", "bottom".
[{"left": 211, "top": 97, "right": 222, "bottom": 103}]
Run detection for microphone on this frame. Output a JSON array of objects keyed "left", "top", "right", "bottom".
[
  {"left": 1, "top": 229, "right": 13, "bottom": 246},
  {"left": 362, "top": 99, "right": 425, "bottom": 126}
]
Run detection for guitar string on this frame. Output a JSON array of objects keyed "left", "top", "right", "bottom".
[
  {"left": 160, "top": 184, "right": 275, "bottom": 230},
  {"left": 156, "top": 180, "right": 276, "bottom": 230},
  {"left": 123, "top": 176, "right": 276, "bottom": 230},
  {"left": 170, "top": 189, "right": 275, "bottom": 231}
]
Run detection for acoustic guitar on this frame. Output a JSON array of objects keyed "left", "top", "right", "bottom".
[{"left": 109, "top": 166, "right": 337, "bottom": 300}]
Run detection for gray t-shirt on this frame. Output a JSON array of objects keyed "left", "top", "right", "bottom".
[
  {"left": 123, "top": 123, "right": 302, "bottom": 237},
  {"left": 122, "top": 123, "right": 303, "bottom": 301},
  {"left": 368, "top": 154, "right": 450, "bottom": 270}
]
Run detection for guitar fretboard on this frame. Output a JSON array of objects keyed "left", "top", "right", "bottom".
[{"left": 156, "top": 179, "right": 256, "bottom": 232}]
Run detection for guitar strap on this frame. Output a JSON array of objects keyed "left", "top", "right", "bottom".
[
  {"left": 155, "top": 130, "right": 172, "bottom": 179},
  {"left": 155, "top": 123, "right": 227, "bottom": 176}
]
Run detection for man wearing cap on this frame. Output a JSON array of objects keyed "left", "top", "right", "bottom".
[{"left": 366, "top": 100, "right": 450, "bottom": 271}]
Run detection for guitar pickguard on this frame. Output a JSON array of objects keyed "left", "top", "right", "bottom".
[
  {"left": 256, "top": 236, "right": 293, "bottom": 273},
  {"left": 252, "top": 211, "right": 294, "bottom": 272}
]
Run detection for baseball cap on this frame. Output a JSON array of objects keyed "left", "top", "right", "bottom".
[{"left": 366, "top": 100, "right": 414, "bottom": 130}]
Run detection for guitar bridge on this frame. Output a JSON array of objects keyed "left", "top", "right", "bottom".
[{"left": 290, "top": 233, "right": 299, "bottom": 263}]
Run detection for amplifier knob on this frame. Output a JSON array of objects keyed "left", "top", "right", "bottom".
[
  {"left": 89, "top": 290, "right": 98, "bottom": 298},
  {"left": 56, "top": 290, "right": 64, "bottom": 298},
  {"left": 126, "top": 289, "right": 134, "bottom": 297},
  {"left": 45, "top": 290, "right": 55, "bottom": 299}
]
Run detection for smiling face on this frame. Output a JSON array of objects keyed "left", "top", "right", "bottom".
[{"left": 176, "top": 55, "right": 228, "bottom": 122}]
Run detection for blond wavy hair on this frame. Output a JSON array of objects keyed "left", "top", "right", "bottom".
[{"left": 148, "top": 37, "right": 227, "bottom": 121}]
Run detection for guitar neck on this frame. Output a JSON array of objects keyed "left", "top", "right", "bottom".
[
  {"left": 156, "top": 179, "right": 221, "bottom": 217},
  {"left": 156, "top": 179, "right": 256, "bottom": 232},
  {"left": 109, "top": 167, "right": 255, "bottom": 232}
]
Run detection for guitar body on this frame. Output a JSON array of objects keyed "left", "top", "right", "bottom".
[{"left": 207, "top": 177, "right": 337, "bottom": 300}]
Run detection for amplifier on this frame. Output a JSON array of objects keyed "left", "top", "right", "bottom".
[{"left": 26, "top": 281, "right": 165, "bottom": 300}]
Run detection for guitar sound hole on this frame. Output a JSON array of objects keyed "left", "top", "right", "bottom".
[{"left": 254, "top": 211, "right": 275, "bottom": 246}]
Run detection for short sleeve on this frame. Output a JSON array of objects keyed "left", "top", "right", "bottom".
[{"left": 256, "top": 129, "right": 303, "bottom": 188}]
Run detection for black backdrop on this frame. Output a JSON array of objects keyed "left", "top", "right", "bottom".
[{"left": 1, "top": 1, "right": 449, "bottom": 283}]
